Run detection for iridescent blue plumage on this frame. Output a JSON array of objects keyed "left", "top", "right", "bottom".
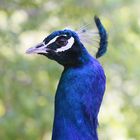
[
  {"left": 94, "top": 16, "right": 108, "bottom": 58},
  {"left": 52, "top": 52, "right": 106, "bottom": 140},
  {"left": 26, "top": 16, "right": 108, "bottom": 140}
]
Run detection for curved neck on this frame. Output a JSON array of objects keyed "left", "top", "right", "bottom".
[{"left": 52, "top": 65, "right": 99, "bottom": 140}]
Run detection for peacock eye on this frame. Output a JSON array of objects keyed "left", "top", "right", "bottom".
[{"left": 55, "top": 36, "right": 68, "bottom": 46}]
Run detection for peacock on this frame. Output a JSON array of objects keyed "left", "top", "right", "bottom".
[{"left": 26, "top": 16, "right": 108, "bottom": 140}]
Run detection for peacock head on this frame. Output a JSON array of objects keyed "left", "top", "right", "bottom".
[
  {"left": 26, "top": 16, "right": 108, "bottom": 66},
  {"left": 26, "top": 29, "right": 88, "bottom": 66}
]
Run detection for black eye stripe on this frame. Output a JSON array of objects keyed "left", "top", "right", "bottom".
[
  {"left": 56, "top": 36, "right": 68, "bottom": 40},
  {"left": 43, "top": 34, "right": 70, "bottom": 44},
  {"left": 42, "top": 34, "right": 71, "bottom": 48},
  {"left": 55, "top": 36, "right": 68, "bottom": 46}
]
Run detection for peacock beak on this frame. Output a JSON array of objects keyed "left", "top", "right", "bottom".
[{"left": 26, "top": 42, "right": 50, "bottom": 54}]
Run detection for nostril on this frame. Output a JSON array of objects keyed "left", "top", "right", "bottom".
[
  {"left": 36, "top": 45, "right": 42, "bottom": 48},
  {"left": 36, "top": 43, "right": 43, "bottom": 48}
]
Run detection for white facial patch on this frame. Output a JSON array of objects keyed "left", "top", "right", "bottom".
[
  {"left": 44, "top": 36, "right": 58, "bottom": 47},
  {"left": 43, "top": 35, "right": 67, "bottom": 47},
  {"left": 26, "top": 35, "right": 75, "bottom": 54},
  {"left": 55, "top": 37, "right": 74, "bottom": 53}
]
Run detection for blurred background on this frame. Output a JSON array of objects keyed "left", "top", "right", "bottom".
[{"left": 0, "top": 0, "right": 140, "bottom": 140}]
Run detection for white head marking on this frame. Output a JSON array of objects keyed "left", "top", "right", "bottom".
[
  {"left": 43, "top": 36, "right": 58, "bottom": 47},
  {"left": 55, "top": 37, "right": 74, "bottom": 53}
]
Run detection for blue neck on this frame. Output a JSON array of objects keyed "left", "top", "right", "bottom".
[
  {"left": 52, "top": 68, "right": 98, "bottom": 140},
  {"left": 52, "top": 47, "right": 105, "bottom": 140}
]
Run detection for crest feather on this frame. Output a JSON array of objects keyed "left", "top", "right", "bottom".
[{"left": 76, "top": 16, "right": 108, "bottom": 58}]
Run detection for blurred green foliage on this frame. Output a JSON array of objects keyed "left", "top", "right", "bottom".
[{"left": 0, "top": 0, "right": 140, "bottom": 140}]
